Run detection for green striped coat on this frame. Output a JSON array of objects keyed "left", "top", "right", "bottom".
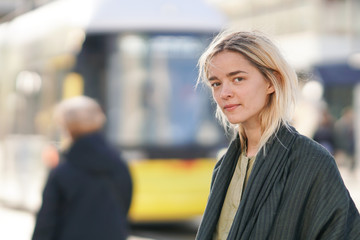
[{"left": 196, "top": 125, "right": 360, "bottom": 240}]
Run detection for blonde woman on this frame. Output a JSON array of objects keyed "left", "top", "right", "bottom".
[{"left": 195, "top": 31, "right": 360, "bottom": 239}]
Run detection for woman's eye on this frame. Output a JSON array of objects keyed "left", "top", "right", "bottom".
[
  {"left": 234, "top": 77, "right": 243, "bottom": 82},
  {"left": 210, "top": 82, "right": 221, "bottom": 87}
]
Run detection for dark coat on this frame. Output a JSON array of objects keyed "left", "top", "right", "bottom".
[
  {"left": 196, "top": 125, "right": 360, "bottom": 239},
  {"left": 32, "top": 132, "right": 133, "bottom": 240}
]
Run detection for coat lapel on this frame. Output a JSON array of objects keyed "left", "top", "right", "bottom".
[
  {"left": 229, "top": 125, "right": 298, "bottom": 239},
  {"left": 196, "top": 125, "right": 298, "bottom": 240},
  {"left": 196, "top": 136, "right": 242, "bottom": 239}
]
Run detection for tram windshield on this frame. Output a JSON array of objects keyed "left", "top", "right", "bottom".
[{"left": 105, "top": 33, "right": 224, "bottom": 150}]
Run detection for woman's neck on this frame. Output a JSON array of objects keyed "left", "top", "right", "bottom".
[
  {"left": 242, "top": 124, "right": 262, "bottom": 157},
  {"left": 246, "top": 141, "right": 258, "bottom": 157}
]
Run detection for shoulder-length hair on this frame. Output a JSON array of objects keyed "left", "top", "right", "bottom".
[{"left": 197, "top": 30, "right": 298, "bottom": 153}]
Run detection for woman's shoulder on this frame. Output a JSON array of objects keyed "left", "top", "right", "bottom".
[
  {"left": 292, "top": 132, "right": 334, "bottom": 159},
  {"left": 288, "top": 131, "right": 340, "bottom": 178},
  {"left": 275, "top": 125, "right": 334, "bottom": 164}
]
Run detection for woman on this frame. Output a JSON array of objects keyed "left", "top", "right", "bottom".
[
  {"left": 32, "top": 96, "right": 133, "bottom": 240},
  {"left": 195, "top": 30, "right": 360, "bottom": 239}
]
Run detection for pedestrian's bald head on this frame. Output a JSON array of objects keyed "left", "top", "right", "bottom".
[{"left": 55, "top": 96, "right": 106, "bottom": 139}]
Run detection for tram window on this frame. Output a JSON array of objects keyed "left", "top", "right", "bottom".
[{"left": 106, "top": 34, "right": 223, "bottom": 148}]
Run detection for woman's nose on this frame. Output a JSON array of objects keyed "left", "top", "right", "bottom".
[{"left": 220, "top": 83, "right": 233, "bottom": 99}]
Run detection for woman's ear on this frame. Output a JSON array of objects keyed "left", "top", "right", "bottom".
[
  {"left": 267, "top": 71, "right": 281, "bottom": 94},
  {"left": 267, "top": 82, "right": 275, "bottom": 94}
]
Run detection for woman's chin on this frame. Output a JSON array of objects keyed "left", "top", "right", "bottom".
[{"left": 227, "top": 119, "right": 242, "bottom": 125}]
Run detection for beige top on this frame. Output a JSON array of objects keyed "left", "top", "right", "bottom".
[{"left": 213, "top": 152, "right": 256, "bottom": 240}]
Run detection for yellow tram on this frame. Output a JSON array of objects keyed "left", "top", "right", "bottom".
[{"left": 0, "top": 0, "right": 228, "bottom": 222}]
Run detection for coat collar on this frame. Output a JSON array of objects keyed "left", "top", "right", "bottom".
[{"left": 196, "top": 124, "right": 298, "bottom": 239}]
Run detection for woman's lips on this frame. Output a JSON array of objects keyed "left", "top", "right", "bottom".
[{"left": 224, "top": 104, "right": 239, "bottom": 111}]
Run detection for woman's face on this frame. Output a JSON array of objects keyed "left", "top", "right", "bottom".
[{"left": 208, "top": 50, "right": 274, "bottom": 128}]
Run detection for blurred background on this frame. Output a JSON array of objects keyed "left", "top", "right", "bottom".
[{"left": 0, "top": 0, "right": 359, "bottom": 239}]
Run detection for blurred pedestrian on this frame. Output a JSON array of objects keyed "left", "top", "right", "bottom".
[
  {"left": 313, "top": 107, "right": 336, "bottom": 155},
  {"left": 195, "top": 30, "right": 360, "bottom": 239},
  {"left": 334, "top": 107, "right": 356, "bottom": 170},
  {"left": 32, "top": 96, "right": 133, "bottom": 240}
]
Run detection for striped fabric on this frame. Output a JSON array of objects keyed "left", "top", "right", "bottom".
[{"left": 196, "top": 125, "right": 360, "bottom": 240}]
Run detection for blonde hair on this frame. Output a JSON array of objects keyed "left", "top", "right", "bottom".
[
  {"left": 54, "top": 96, "right": 106, "bottom": 139},
  {"left": 197, "top": 30, "right": 298, "bottom": 152}
]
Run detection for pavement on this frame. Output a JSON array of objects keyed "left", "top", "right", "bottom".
[{"left": 0, "top": 166, "right": 359, "bottom": 240}]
